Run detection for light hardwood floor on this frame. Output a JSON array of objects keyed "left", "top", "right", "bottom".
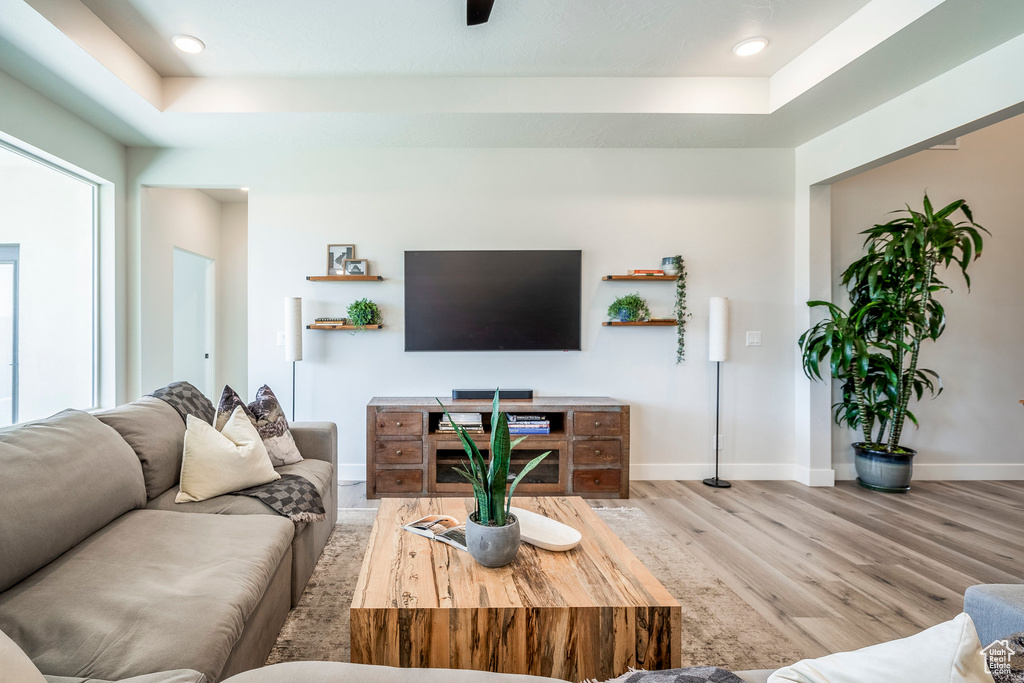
[{"left": 338, "top": 480, "right": 1024, "bottom": 658}]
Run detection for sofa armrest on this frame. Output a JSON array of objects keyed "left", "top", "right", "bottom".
[
  {"left": 965, "top": 584, "right": 1024, "bottom": 645},
  {"left": 290, "top": 422, "right": 338, "bottom": 469}
]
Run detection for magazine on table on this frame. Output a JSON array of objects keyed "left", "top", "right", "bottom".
[{"left": 402, "top": 515, "right": 468, "bottom": 551}]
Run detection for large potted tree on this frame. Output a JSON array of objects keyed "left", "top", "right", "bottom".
[{"left": 799, "top": 195, "right": 987, "bottom": 491}]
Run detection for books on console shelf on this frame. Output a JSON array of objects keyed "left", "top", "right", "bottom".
[
  {"left": 627, "top": 269, "right": 665, "bottom": 276},
  {"left": 509, "top": 427, "right": 551, "bottom": 434},
  {"left": 507, "top": 415, "right": 548, "bottom": 422}
]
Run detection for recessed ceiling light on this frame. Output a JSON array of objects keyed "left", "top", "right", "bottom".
[
  {"left": 172, "top": 35, "right": 205, "bottom": 54},
  {"left": 733, "top": 37, "right": 768, "bottom": 57}
]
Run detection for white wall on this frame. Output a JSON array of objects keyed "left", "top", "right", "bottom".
[
  {"left": 139, "top": 187, "right": 247, "bottom": 396},
  {"left": 0, "top": 149, "right": 95, "bottom": 423},
  {"left": 830, "top": 113, "right": 1024, "bottom": 479},
  {"left": 219, "top": 202, "right": 249, "bottom": 398},
  {"left": 128, "top": 147, "right": 796, "bottom": 480},
  {"left": 0, "top": 68, "right": 127, "bottom": 408}
]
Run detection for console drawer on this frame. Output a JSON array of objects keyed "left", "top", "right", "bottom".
[
  {"left": 574, "top": 441, "right": 621, "bottom": 465},
  {"left": 375, "top": 469, "right": 423, "bottom": 494},
  {"left": 375, "top": 441, "right": 422, "bottom": 465},
  {"left": 574, "top": 412, "right": 621, "bottom": 436},
  {"left": 573, "top": 468, "right": 621, "bottom": 493},
  {"left": 376, "top": 412, "right": 422, "bottom": 436}
]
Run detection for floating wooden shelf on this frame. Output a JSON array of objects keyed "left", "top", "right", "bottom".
[
  {"left": 602, "top": 275, "right": 678, "bottom": 281},
  {"left": 602, "top": 320, "right": 678, "bottom": 327},
  {"left": 307, "top": 324, "right": 383, "bottom": 330},
  {"left": 307, "top": 275, "right": 384, "bottom": 282}
]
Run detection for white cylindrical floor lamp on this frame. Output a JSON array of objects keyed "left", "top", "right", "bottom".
[
  {"left": 284, "top": 297, "right": 303, "bottom": 422},
  {"left": 705, "top": 296, "right": 731, "bottom": 489}
]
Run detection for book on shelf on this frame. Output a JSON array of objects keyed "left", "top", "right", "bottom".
[
  {"left": 441, "top": 412, "right": 483, "bottom": 423},
  {"left": 314, "top": 317, "right": 348, "bottom": 324},
  {"left": 509, "top": 427, "right": 551, "bottom": 434},
  {"left": 438, "top": 427, "right": 484, "bottom": 433},
  {"left": 402, "top": 515, "right": 467, "bottom": 551},
  {"left": 626, "top": 269, "right": 665, "bottom": 275},
  {"left": 507, "top": 415, "right": 548, "bottom": 422}
]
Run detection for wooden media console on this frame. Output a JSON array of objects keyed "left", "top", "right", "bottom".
[{"left": 366, "top": 396, "right": 630, "bottom": 499}]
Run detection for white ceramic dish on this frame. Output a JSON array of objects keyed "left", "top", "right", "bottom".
[{"left": 509, "top": 506, "right": 583, "bottom": 552}]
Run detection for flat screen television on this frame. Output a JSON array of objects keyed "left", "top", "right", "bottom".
[{"left": 405, "top": 250, "right": 582, "bottom": 351}]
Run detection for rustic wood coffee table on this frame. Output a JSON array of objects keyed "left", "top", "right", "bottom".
[{"left": 351, "top": 497, "right": 681, "bottom": 681}]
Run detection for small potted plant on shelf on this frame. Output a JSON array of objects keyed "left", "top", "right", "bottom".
[
  {"left": 607, "top": 292, "right": 651, "bottom": 323},
  {"left": 437, "top": 390, "right": 551, "bottom": 567},
  {"left": 346, "top": 298, "right": 382, "bottom": 330},
  {"left": 799, "top": 195, "right": 987, "bottom": 492}
]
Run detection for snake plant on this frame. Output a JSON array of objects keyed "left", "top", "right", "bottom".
[{"left": 437, "top": 390, "right": 551, "bottom": 526}]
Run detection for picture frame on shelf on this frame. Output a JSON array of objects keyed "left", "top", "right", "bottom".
[
  {"left": 343, "top": 258, "right": 369, "bottom": 276},
  {"left": 327, "top": 244, "right": 355, "bottom": 275}
]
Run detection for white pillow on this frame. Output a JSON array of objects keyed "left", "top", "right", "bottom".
[
  {"left": 0, "top": 629, "right": 47, "bottom": 683},
  {"left": 176, "top": 407, "right": 280, "bottom": 503},
  {"left": 769, "top": 613, "right": 994, "bottom": 683}
]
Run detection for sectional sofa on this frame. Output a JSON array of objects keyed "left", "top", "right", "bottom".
[{"left": 0, "top": 397, "right": 337, "bottom": 683}]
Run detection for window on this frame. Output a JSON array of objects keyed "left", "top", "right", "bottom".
[{"left": 0, "top": 142, "right": 97, "bottom": 426}]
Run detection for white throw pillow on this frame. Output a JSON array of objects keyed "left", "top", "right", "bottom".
[
  {"left": 176, "top": 407, "right": 280, "bottom": 503},
  {"left": 769, "top": 613, "right": 994, "bottom": 683},
  {"left": 0, "top": 629, "right": 47, "bottom": 683}
]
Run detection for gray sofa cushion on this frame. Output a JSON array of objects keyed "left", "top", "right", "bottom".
[
  {"left": 145, "top": 459, "right": 333, "bottom": 530},
  {"left": 0, "top": 510, "right": 293, "bottom": 683},
  {"left": 965, "top": 584, "right": 1024, "bottom": 646},
  {"left": 220, "top": 664, "right": 774, "bottom": 683},
  {"left": 97, "top": 397, "right": 186, "bottom": 500},
  {"left": 0, "top": 410, "right": 146, "bottom": 592},
  {"left": 221, "top": 662, "right": 557, "bottom": 683},
  {"left": 45, "top": 671, "right": 207, "bottom": 683}
]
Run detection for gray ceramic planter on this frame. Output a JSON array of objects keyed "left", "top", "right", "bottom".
[
  {"left": 466, "top": 513, "right": 521, "bottom": 567},
  {"left": 853, "top": 442, "right": 916, "bottom": 493}
]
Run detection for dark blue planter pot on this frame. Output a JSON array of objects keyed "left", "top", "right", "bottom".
[
  {"left": 618, "top": 308, "right": 633, "bottom": 322},
  {"left": 853, "top": 442, "right": 916, "bottom": 493}
]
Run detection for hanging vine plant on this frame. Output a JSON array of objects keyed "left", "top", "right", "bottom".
[{"left": 671, "top": 255, "right": 690, "bottom": 364}]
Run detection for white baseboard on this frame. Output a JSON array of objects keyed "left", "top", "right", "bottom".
[
  {"left": 339, "top": 461, "right": 1024, "bottom": 487},
  {"left": 794, "top": 466, "right": 837, "bottom": 487},
  {"left": 836, "top": 462, "right": 1024, "bottom": 481},
  {"left": 630, "top": 463, "right": 798, "bottom": 481}
]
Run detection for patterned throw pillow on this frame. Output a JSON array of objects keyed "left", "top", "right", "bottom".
[
  {"left": 215, "top": 385, "right": 256, "bottom": 432},
  {"left": 214, "top": 385, "right": 303, "bottom": 467},
  {"left": 249, "top": 385, "right": 303, "bottom": 466}
]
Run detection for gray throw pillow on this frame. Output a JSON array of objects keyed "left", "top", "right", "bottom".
[{"left": 214, "top": 385, "right": 303, "bottom": 467}]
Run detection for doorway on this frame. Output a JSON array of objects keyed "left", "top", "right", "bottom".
[
  {"left": 0, "top": 245, "right": 18, "bottom": 427},
  {"left": 173, "top": 248, "right": 215, "bottom": 398}
]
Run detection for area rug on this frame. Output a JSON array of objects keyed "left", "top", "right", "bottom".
[{"left": 266, "top": 506, "right": 806, "bottom": 671}]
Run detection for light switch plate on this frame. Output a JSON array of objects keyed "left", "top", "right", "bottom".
[
  {"left": 277, "top": 331, "right": 286, "bottom": 346},
  {"left": 746, "top": 331, "right": 762, "bottom": 347}
]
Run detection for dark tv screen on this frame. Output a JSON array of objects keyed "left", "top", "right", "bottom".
[{"left": 405, "top": 250, "right": 582, "bottom": 351}]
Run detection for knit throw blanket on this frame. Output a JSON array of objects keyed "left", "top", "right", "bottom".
[
  {"left": 602, "top": 668, "right": 746, "bottom": 683},
  {"left": 232, "top": 474, "right": 327, "bottom": 524}
]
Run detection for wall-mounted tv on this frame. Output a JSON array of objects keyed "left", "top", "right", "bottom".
[{"left": 405, "top": 250, "right": 582, "bottom": 352}]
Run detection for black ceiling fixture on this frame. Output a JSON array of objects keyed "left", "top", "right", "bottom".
[{"left": 467, "top": 0, "right": 495, "bottom": 25}]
